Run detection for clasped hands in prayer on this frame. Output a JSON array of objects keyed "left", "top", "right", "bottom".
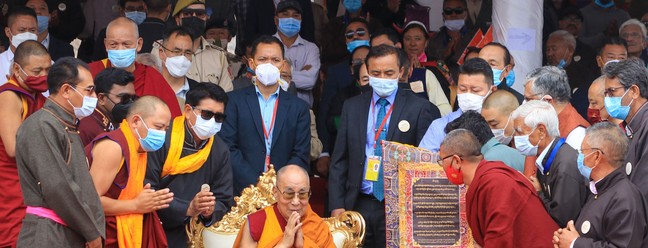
[
  {"left": 553, "top": 220, "right": 580, "bottom": 248},
  {"left": 275, "top": 211, "right": 305, "bottom": 248},
  {"left": 135, "top": 183, "right": 174, "bottom": 213}
]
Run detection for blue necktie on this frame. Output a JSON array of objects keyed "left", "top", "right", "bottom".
[{"left": 373, "top": 98, "right": 388, "bottom": 201}]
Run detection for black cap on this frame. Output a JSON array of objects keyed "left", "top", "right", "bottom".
[
  {"left": 559, "top": 6, "right": 583, "bottom": 22},
  {"left": 206, "top": 17, "right": 235, "bottom": 34},
  {"left": 276, "top": 0, "right": 302, "bottom": 14}
]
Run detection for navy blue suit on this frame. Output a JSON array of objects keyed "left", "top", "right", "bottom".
[{"left": 220, "top": 86, "right": 311, "bottom": 195}]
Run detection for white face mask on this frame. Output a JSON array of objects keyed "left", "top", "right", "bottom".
[
  {"left": 457, "top": 90, "right": 490, "bottom": 112},
  {"left": 10, "top": 31, "right": 38, "bottom": 48},
  {"left": 514, "top": 127, "right": 541, "bottom": 156},
  {"left": 164, "top": 52, "right": 193, "bottom": 78},
  {"left": 369, "top": 75, "right": 399, "bottom": 97},
  {"left": 255, "top": 63, "right": 280, "bottom": 86},
  {"left": 491, "top": 114, "right": 513, "bottom": 144},
  {"left": 190, "top": 109, "right": 221, "bottom": 140},
  {"left": 444, "top": 19, "right": 465, "bottom": 31},
  {"left": 67, "top": 87, "right": 98, "bottom": 118}
]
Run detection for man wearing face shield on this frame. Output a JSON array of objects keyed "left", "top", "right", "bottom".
[
  {"left": 23, "top": 0, "right": 74, "bottom": 62},
  {"left": 0, "top": 40, "right": 49, "bottom": 247},
  {"left": 1, "top": 7, "right": 38, "bottom": 83},
  {"left": 512, "top": 100, "right": 588, "bottom": 227},
  {"left": 220, "top": 35, "right": 311, "bottom": 196},
  {"left": 86, "top": 96, "right": 173, "bottom": 247},
  {"left": 79, "top": 68, "right": 137, "bottom": 146},
  {"left": 419, "top": 57, "right": 495, "bottom": 152},
  {"left": 328, "top": 45, "right": 436, "bottom": 247},
  {"left": 157, "top": 26, "right": 198, "bottom": 110},
  {"left": 145, "top": 83, "right": 233, "bottom": 247},
  {"left": 89, "top": 17, "right": 182, "bottom": 118}
]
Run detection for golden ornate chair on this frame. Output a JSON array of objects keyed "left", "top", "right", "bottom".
[{"left": 187, "top": 166, "right": 365, "bottom": 248}]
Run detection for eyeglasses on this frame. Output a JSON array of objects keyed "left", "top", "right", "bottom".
[
  {"left": 621, "top": 32, "right": 644, "bottom": 39},
  {"left": 604, "top": 86, "right": 628, "bottom": 97},
  {"left": 437, "top": 154, "right": 459, "bottom": 166},
  {"left": 106, "top": 93, "right": 138, "bottom": 105},
  {"left": 157, "top": 42, "right": 195, "bottom": 58},
  {"left": 351, "top": 59, "right": 364, "bottom": 66},
  {"left": 276, "top": 187, "right": 312, "bottom": 200},
  {"left": 180, "top": 8, "right": 207, "bottom": 18},
  {"left": 192, "top": 106, "right": 226, "bottom": 123},
  {"left": 72, "top": 84, "right": 96, "bottom": 94},
  {"left": 345, "top": 28, "right": 367, "bottom": 39},
  {"left": 443, "top": 7, "right": 465, "bottom": 15}
]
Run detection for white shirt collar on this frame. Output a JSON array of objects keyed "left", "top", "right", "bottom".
[
  {"left": 41, "top": 33, "right": 50, "bottom": 49},
  {"left": 535, "top": 138, "right": 557, "bottom": 172}
]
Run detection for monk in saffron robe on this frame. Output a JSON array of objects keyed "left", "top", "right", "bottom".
[
  {"left": 88, "top": 17, "right": 181, "bottom": 118},
  {"left": 234, "top": 165, "right": 334, "bottom": 248},
  {"left": 86, "top": 96, "right": 174, "bottom": 248},
  {"left": 439, "top": 129, "right": 558, "bottom": 247},
  {"left": 0, "top": 40, "right": 49, "bottom": 247}
]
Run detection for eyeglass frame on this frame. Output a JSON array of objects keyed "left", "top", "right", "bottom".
[
  {"left": 275, "top": 186, "right": 312, "bottom": 200},
  {"left": 191, "top": 106, "right": 226, "bottom": 123},
  {"left": 345, "top": 28, "right": 367, "bottom": 39}
]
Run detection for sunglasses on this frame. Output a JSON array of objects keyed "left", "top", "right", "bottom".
[
  {"left": 192, "top": 106, "right": 226, "bottom": 123},
  {"left": 180, "top": 8, "right": 207, "bottom": 18},
  {"left": 443, "top": 7, "right": 465, "bottom": 15},
  {"left": 276, "top": 187, "right": 312, "bottom": 200},
  {"left": 107, "top": 93, "right": 138, "bottom": 104},
  {"left": 345, "top": 29, "right": 367, "bottom": 39}
]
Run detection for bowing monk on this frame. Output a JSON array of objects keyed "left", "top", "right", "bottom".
[
  {"left": 88, "top": 17, "right": 181, "bottom": 117},
  {"left": 234, "top": 165, "right": 335, "bottom": 248},
  {"left": 86, "top": 96, "right": 174, "bottom": 247}
]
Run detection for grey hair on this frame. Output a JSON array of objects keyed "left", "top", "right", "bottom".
[
  {"left": 524, "top": 66, "right": 572, "bottom": 103},
  {"left": 511, "top": 100, "right": 561, "bottom": 137},
  {"left": 603, "top": 58, "right": 648, "bottom": 98},
  {"left": 548, "top": 30, "right": 577, "bottom": 50},
  {"left": 619, "top": 19, "right": 647, "bottom": 38},
  {"left": 585, "top": 122, "right": 628, "bottom": 168},
  {"left": 440, "top": 129, "right": 482, "bottom": 161}
]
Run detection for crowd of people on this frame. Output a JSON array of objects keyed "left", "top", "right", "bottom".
[{"left": 1, "top": 0, "right": 648, "bottom": 247}]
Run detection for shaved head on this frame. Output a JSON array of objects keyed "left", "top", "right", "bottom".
[
  {"left": 440, "top": 129, "right": 482, "bottom": 162},
  {"left": 276, "top": 165, "right": 310, "bottom": 187},
  {"left": 483, "top": 90, "right": 519, "bottom": 113},
  {"left": 590, "top": 76, "right": 606, "bottom": 97},
  {"left": 106, "top": 17, "right": 140, "bottom": 39},
  {"left": 14, "top": 40, "right": 50, "bottom": 66},
  {"left": 127, "top": 95, "right": 169, "bottom": 119}
]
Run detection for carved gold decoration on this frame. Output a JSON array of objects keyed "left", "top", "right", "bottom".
[{"left": 322, "top": 211, "right": 366, "bottom": 248}]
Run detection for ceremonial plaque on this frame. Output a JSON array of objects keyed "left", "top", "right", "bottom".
[{"left": 382, "top": 141, "right": 475, "bottom": 248}]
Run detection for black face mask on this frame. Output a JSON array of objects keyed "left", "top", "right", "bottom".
[
  {"left": 111, "top": 101, "right": 134, "bottom": 126},
  {"left": 360, "top": 84, "right": 372, "bottom": 93},
  {"left": 181, "top": 17, "right": 206, "bottom": 39}
]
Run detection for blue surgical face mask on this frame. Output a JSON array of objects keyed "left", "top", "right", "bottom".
[
  {"left": 594, "top": 0, "right": 615, "bottom": 9},
  {"left": 369, "top": 75, "right": 399, "bottom": 97},
  {"left": 514, "top": 127, "right": 540, "bottom": 156},
  {"left": 134, "top": 116, "right": 166, "bottom": 152},
  {"left": 505, "top": 69, "right": 515, "bottom": 87},
  {"left": 604, "top": 88, "right": 633, "bottom": 120},
  {"left": 37, "top": 16, "right": 49, "bottom": 34},
  {"left": 492, "top": 68, "right": 504, "bottom": 87},
  {"left": 344, "top": 0, "right": 362, "bottom": 13},
  {"left": 125, "top": 11, "right": 146, "bottom": 25},
  {"left": 347, "top": 39, "right": 369, "bottom": 53},
  {"left": 557, "top": 59, "right": 567, "bottom": 69},
  {"left": 107, "top": 48, "right": 137, "bottom": 68},
  {"left": 278, "top": 17, "right": 301, "bottom": 37},
  {"left": 577, "top": 152, "right": 597, "bottom": 181}
]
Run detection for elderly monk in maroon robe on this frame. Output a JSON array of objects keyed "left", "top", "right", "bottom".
[
  {"left": 438, "top": 129, "right": 558, "bottom": 247},
  {"left": 88, "top": 17, "right": 181, "bottom": 117},
  {"left": 0, "top": 40, "right": 49, "bottom": 247},
  {"left": 234, "top": 165, "right": 334, "bottom": 248}
]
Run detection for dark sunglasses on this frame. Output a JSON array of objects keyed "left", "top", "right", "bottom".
[
  {"left": 180, "top": 8, "right": 207, "bottom": 17},
  {"left": 106, "top": 93, "right": 138, "bottom": 104},
  {"left": 192, "top": 106, "right": 226, "bottom": 123},
  {"left": 443, "top": 7, "right": 465, "bottom": 15},
  {"left": 345, "top": 29, "right": 367, "bottom": 39}
]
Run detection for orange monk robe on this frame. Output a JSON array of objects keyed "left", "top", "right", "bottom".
[
  {"left": 88, "top": 59, "right": 182, "bottom": 117},
  {"left": 233, "top": 204, "right": 335, "bottom": 248}
]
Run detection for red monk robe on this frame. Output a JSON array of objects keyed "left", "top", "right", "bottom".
[
  {"left": 88, "top": 59, "right": 181, "bottom": 117},
  {"left": 233, "top": 204, "right": 335, "bottom": 248},
  {"left": 467, "top": 160, "right": 558, "bottom": 248},
  {"left": 0, "top": 78, "right": 46, "bottom": 247}
]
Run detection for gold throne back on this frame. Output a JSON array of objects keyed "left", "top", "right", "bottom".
[{"left": 186, "top": 165, "right": 365, "bottom": 248}]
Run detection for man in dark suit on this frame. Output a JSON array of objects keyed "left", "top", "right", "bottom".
[
  {"left": 24, "top": 0, "right": 73, "bottom": 61},
  {"left": 328, "top": 45, "right": 439, "bottom": 247},
  {"left": 138, "top": 0, "right": 171, "bottom": 53},
  {"left": 245, "top": 0, "right": 315, "bottom": 45},
  {"left": 220, "top": 35, "right": 311, "bottom": 196}
]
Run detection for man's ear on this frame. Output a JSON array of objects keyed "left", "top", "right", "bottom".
[{"left": 248, "top": 58, "right": 256, "bottom": 70}]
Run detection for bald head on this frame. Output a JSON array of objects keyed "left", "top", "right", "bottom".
[
  {"left": 276, "top": 165, "right": 310, "bottom": 187},
  {"left": 127, "top": 95, "right": 170, "bottom": 119},
  {"left": 440, "top": 129, "right": 482, "bottom": 163},
  {"left": 14, "top": 40, "right": 50, "bottom": 66},
  {"left": 589, "top": 76, "right": 606, "bottom": 98},
  {"left": 106, "top": 17, "right": 140, "bottom": 40},
  {"left": 482, "top": 90, "right": 519, "bottom": 114}
]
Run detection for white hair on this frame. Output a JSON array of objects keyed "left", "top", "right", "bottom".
[
  {"left": 511, "top": 100, "right": 560, "bottom": 137},
  {"left": 548, "top": 30, "right": 577, "bottom": 50},
  {"left": 620, "top": 19, "right": 647, "bottom": 38}
]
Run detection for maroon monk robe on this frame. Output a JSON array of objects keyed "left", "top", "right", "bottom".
[
  {"left": 467, "top": 160, "right": 558, "bottom": 248},
  {"left": 88, "top": 59, "right": 181, "bottom": 117},
  {"left": 0, "top": 81, "right": 46, "bottom": 247}
]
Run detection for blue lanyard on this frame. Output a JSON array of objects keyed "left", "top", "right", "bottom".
[{"left": 543, "top": 138, "right": 565, "bottom": 175}]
